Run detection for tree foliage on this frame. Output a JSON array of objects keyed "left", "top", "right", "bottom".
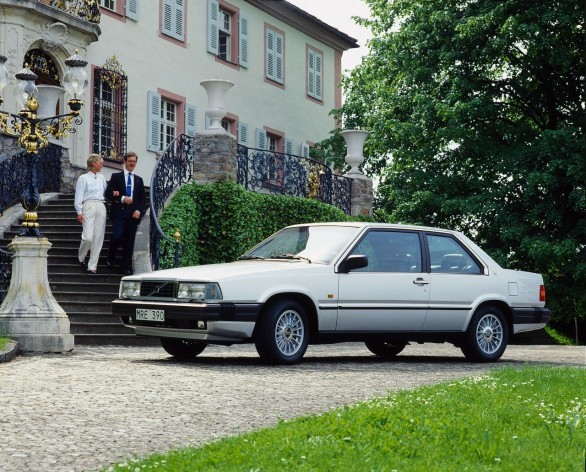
[{"left": 336, "top": 0, "right": 585, "bottom": 326}]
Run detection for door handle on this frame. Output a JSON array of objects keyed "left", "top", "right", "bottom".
[{"left": 413, "top": 278, "right": 430, "bottom": 285}]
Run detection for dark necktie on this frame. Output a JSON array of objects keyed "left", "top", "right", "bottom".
[{"left": 126, "top": 173, "right": 132, "bottom": 197}]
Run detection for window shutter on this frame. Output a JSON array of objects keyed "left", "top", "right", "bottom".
[
  {"left": 300, "top": 143, "right": 310, "bottom": 158},
  {"left": 314, "top": 51, "right": 323, "bottom": 100},
  {"left": 162, "top": 0, "right": 173, "bottom": 37},
  {"left": 207, "top": 0, "right": 219, "bottom": 54},
  {"left": 307, "top": 49, "right": 315, "bottom": 97},
  {"left": 174, "top": 0, "right": 184, "bottom": 41},
  {"left": 255, "top": 128, "right": 267, "bottom": 150},
  {"left": 126, "top": 0, "right": 139, "bottom": 21},
  {"left": 284, "top": 137, "right": 293, "bottom": 155},
  {"left": 274, "top": 32, "right": 284, "bottom": 84},
  {"left": 162, "top": 0, "right": 184, "bottom": 40},
  {"left": 266, "top": 30, "right": 275, "bottom": 81},
  {"left": 239, "top": 14, "right": 249, "bottom": 67},
  {"left": 147, "top": 91, "right": 161, "bottom": 152},
  {"left": 185, "top": 103, "right": 196, "bottom": 137},
  {"left": 238, "top": 122, "right": 248, "bottom": 145}
]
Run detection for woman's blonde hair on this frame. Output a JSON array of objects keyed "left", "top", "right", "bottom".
[{"left": 87, "top": 153, "right": 102, "bottom": 170}]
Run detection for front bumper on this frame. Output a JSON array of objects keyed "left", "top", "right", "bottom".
[{"left": 112, "top": 299, "right": 262, "bottom": 342}]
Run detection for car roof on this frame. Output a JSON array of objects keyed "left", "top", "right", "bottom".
[{"left": 286, "top": 221, "right": 461, "bottom": 235}]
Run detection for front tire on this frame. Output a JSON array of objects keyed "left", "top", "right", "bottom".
[
  {"left": 461, "top": 305, "right": 508, "bottom": 362},
  {"left": 255, "top": 299, "right": 309, "bottom": 365},
  {"left": 365, "top": 341, "right": 407, "bottom": 359},
  {"left": 161, "top": 338, "right": 206, "bottom": 360}
]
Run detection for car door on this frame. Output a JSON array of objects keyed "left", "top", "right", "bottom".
[
  {"left": 423, "top": 232, "right": 486, "bottom": 331},
  {"left": 336, "top": 229, "right": 430, "bottom": 332}
]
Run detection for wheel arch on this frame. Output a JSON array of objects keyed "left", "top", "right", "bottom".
[
  {"left": 254, "top": 292, "right": 319, "bottom": 340},
  {"left": 473, "top": 300, "right": 513, "bottom": 333}
]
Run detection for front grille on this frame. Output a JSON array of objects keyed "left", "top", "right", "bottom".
[{"left": 140, "top": 281, "right": 176, "bottom": 298}]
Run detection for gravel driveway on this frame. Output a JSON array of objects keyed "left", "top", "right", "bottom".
[{"left": 0, "top": 342, "right": 584, "bottom": 472}]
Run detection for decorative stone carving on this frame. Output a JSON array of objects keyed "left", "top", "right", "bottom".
[{"left": 40, "top": 22, "right": 68, "bottom": 51}]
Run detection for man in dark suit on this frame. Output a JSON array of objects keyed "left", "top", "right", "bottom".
[{"left": 105, "top": 151, "right": 147, "bottom": 275}]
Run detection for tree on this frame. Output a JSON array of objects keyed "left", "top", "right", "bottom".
[{"left": 335, "top": 0, "right": 585, "bottom": 330}]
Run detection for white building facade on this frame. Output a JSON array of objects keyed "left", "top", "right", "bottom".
[{"left": 0, "top": 0, "right": 358, "bottom": 182}]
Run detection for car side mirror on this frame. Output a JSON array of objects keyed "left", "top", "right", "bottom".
[{"left": 340, "top": 254, "right": 368, "bottom": 273}]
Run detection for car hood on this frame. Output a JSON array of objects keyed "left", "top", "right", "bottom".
[{"left": 127, "top": 260, "right": 325, "bottom": 282}]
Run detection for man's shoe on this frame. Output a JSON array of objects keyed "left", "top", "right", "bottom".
[
  {"left": 80, "top": 260, "right": 87, "bottom": 271},
  {"left": 87, "top": 269, "right": 97, "bottom": 275}
]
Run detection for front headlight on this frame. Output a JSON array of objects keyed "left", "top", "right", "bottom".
[
  {"left": 120, "top": 281, "right": 141, "bottom": 298},
  {"left": 177, "top": 282, "right": 222, "bottom": 302}
]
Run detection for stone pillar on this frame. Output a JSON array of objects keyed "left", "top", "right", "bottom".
[
  {"left": 349, "top": 176, "right": 374, "bottom": 217},
  {"left": 0, "top": 237, "right": 73, "bottom": 352},
  {"left": 192, "top": 132, "right": 238, "bottom": 185}
]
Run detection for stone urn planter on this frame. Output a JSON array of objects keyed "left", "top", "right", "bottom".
[
  {"left": 200, "top": 79, "right": 234, "bottom": 133},
  {"left": 340, "top": 129, "right": 369, "bottom": 178}
]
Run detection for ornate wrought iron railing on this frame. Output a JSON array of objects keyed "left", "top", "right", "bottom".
[
  {"left": 0, "top": 143, "right": 63, "bottom": 216},
  {"left": 150, "top": 134, "right": 194, "bottom": 270},
  {"left": 49, "top": 0, "right": 101, "bottom": 23},
  {"left": 236, "top": 145, "right": 353, "bottom": 214},
  {"left": 0, "top": 144, "right": 63, "bottom": 303}
]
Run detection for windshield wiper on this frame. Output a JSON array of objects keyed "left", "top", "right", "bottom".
[
  {"left": 270, "top": 253, "right": 312, "bottom": 263},
  {"left": 238, "top": 255, "right": 265, "bottom": 260}
]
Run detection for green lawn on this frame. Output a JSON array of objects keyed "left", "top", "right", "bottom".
[
  {"left": 0, "top": 336, "right": 9, "bottom": 351},
  {"left": 105, "top": 366, "right": 585, "bottom": 471}
]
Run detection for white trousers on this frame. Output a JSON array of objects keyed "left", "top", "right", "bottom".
[{"left": 78, "top": 200, "right": 107, "bottom": 271}]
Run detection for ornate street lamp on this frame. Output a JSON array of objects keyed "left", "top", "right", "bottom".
[
  {"left": 0, "top": 51, "right": 88, "bottom": 236},
  {"left": 0, "top": 51, "right": 88, "bottom": 353}
]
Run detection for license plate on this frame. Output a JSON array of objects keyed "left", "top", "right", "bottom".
[{"left": 136, "top": 308, "right": 165, "bottom": 322}]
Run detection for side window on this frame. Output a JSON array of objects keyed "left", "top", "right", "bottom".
[
  {"left": 349, "top": 230, "right": 422, "bottom": 273},
  {"left": 427, "top": 234, "right": 482, "bottom": 274}
]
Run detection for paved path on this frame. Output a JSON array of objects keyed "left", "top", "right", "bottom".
[{"left": 1, "top": 343, "right": 584, "bottom": 472}]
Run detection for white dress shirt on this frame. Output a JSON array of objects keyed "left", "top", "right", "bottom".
[{"left": 74, "top": 171, "right": 107, "bottom": 215}]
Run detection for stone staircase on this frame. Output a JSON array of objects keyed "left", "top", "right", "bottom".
[{"left": 1, "top": 194, "right": 156, "bottom": 345}]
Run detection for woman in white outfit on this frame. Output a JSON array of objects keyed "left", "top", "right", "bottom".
[{"left": 74, "top": 154, "right": 107, "bottom": 274}]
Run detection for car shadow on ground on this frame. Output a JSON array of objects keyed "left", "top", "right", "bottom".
[{"left": 130, "top": 353, "right": 533, "bottom": 369}]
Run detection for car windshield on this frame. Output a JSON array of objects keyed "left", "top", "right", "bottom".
[{"left": 241, "top": 225, "right": 360, "bottom": 264}]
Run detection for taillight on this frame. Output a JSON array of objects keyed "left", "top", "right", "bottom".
[{"left": 539, "top": 285, "right": 546, "bottom": 302}]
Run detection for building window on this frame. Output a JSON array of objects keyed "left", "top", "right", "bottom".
[
  {"left": 147, "top": 90, "right": 194, "bottom": 152},
  {"left": 92, "top": 61, "right": 128, "bottom": 162},
  {"left": 99, "top": 0, "right": 115, "bottom": 11},
  {"left": 207, "top": 1, "right": 247, "bottom": 67},
  {"left": 218, "top": 9, "right": 231, "bottom": 61},
  {"left": 162, "top": 0, "right": 185, "bottom": 41},
  {"left": 159, "top": 100, "right": 177, "bottom": 152},
  {"left": 307, "top": 47, "right": 323, "bottom": 101},
  {"left": 266, "top": 27, "right": 284, "bottom": 84}
]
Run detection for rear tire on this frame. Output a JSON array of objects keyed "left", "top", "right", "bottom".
[
  {"left": 255, "top": 299, "right": 309, "bottom": 365},
  {"left": 461, "top": 305, "right": 508, "bottom": 362},
  {"left": 365, "top": 341, "right": 407, "bottom": 359},
  {"left": 161, "top": 338, "right": 206, "bottom": 360}
]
